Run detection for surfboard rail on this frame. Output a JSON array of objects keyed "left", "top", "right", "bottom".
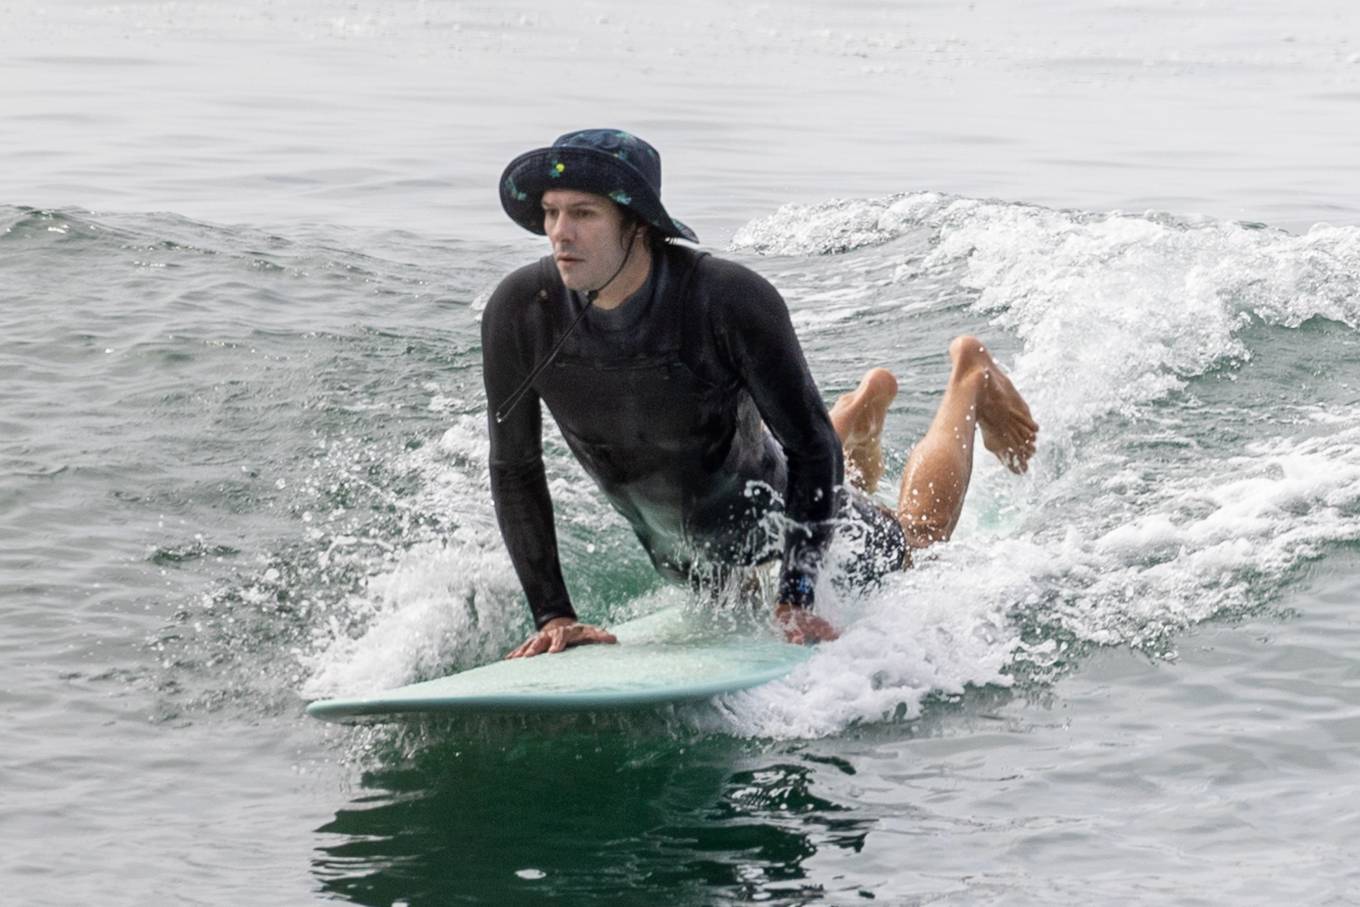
[{"left": 304, "top": 607, "right": 812, "bottom": 723}]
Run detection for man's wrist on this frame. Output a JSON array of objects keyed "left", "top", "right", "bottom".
[
  {"left": 533, "top": 606, "right": 578, "bottom": 631},
  {"left": 776, "top": 572, "right": 816, "bottom": 609}
]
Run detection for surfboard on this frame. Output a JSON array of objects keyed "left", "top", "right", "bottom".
[{"left": 304, "top": 605, "right": 812, "bottom": 723}]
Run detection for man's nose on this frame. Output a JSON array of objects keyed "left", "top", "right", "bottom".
[{"left": 548, "top": 215, "right": 571, "bottom": 245}]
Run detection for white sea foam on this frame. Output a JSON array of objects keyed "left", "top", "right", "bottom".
[
  {"left": 936, "top": 209, "right": 1359, "bottom": 444},
  {"left": 298, "top": 406, "right": 631, "bottom": 698},
  {"left": 721, "top": 410, "right": 1360, "bottom": 739},
  {"left": 299, "top": 415, "right": 526, "bottom": 697},
  {"left": 720, "top": 542, "right": 1037, "bottom": 738},
  {"left": 299, "top": 535, "right": 523, "bottom": 697},
  {"left": 730, "top": 192, "right": 953, "bottom": 256},
  {"left": 737, "top": 193, "right": 1360, "bottom": 442},
  {"left": 1056, "top": 418, "right": 1360, "bottom": 644},
  {"left": 714, "top": 196, "right": 1360, "bottom": 737}
]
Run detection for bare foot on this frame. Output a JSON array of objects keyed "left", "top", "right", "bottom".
[
  {"left": 830, "top": 368, "right": 898, "bottom": 493},
  {"left": 949, "top": 336, "right": 1038, "bottom": 474}
]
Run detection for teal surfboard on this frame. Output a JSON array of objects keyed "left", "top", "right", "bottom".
[{"left": 305, "top": 606, "right": 812, "bottom": 723}]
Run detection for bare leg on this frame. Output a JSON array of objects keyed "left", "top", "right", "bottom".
[
  {"left": 829, "top": 368, "right": 898, "bottom": 494},
  {"left": 897, "top": 335, "right": 1037, "bottom": 550},
  {"left": 780, "top": 340, "right": 1032, "bottom": 642}
]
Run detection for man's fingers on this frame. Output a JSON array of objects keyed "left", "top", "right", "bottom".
[
  {"left": 581, "top": 627, "right": 618, "bottom": 645},
  {"left": 505, "top": 622, "right": 619, "bottom": 659},
  {"left": 508, "top": 631, "right": 553, "bottom": 659}
]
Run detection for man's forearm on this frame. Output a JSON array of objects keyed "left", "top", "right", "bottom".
[{"left": 489, "top": 458, "right": 575, "bottom": 628}]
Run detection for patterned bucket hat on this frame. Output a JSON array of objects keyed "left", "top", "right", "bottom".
[{"left": 499, "top": 129, "right": 698, "bottom": 243}]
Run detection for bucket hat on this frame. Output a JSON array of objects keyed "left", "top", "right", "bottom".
[{"left": 499, "top": 129, "right": 698, "bottom": 243}]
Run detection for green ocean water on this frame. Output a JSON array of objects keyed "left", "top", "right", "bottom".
[{"left": 5, "top": 1, "right": 1360, "bottom": 904}]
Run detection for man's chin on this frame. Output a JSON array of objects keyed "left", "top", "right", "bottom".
[{"left": 555, "top": 261, "right": 586, "bottom": 289}]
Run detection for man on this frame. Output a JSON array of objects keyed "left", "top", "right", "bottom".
[{"left": 483, "top": 129, "right": 1037, "bottom": 658}]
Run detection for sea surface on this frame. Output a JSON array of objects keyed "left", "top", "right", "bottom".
[{"left": 4, "top": 1, "right": 1360, "bottom": 904}]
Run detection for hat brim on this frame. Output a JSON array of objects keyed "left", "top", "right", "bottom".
[{"left": 499, "top": 145, "right": 698, "bottom": 243}]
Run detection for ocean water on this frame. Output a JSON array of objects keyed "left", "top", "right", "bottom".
[{"left": 4, "top": 1, "right": 1360, "bottom": 904}]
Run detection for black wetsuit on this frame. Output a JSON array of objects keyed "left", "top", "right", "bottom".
[{"left": 482, "top": 244, "right": 904, "bottom": 629}]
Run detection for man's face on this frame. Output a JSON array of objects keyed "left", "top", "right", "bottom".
[{"left": 542, "top": 188, "right": 633, "bottom": 291}]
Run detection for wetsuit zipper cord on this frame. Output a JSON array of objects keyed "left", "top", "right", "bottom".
[{"left": 494, "top": 238, "right": 638, "bottom": 424}]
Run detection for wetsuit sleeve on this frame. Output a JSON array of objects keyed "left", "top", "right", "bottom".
[
  {"left": 481, "top": 266, "right": 577, "bottom": 630},
  {"left": 706, "top": 259, "right": 843, "bottom": 609}
]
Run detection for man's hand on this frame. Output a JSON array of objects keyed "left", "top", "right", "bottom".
[
  {"left": 774, "top": 601, "right": 839, "bottom": 645},
  {"left": 506, "top": 617, "right": 619, "bottom": 659}
]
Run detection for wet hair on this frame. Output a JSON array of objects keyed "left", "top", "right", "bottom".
[{"left": 620, "top": 210, "right": 672, "bottom": 254}]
